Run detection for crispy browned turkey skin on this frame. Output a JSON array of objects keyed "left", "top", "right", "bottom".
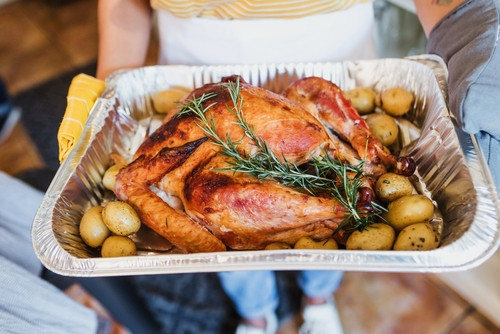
[
  {"left": 284, "top": 77, "right": 416, "bottom": 176},
  {"left": 115, "top": 75, "right": 414, "bottom": 253}
]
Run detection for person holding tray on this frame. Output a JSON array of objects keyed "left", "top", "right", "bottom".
[{"left": 96, "top": 1, "right": 500, "bottom": 333}]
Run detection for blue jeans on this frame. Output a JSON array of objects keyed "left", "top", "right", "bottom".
[{"left": 217, "top": 270, "right": 343, "bottom": 319}]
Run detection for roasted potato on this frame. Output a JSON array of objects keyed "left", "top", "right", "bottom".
[
  {"left": 364, "top": 112, "right": 399, "bottom": 146},
  {"left": 101, "top": 236, "right": 137, "bottom": 257},
  {"left": 102, "top": 163, "right": 126, "bottom": 192},
  {"left": 346, "top": 87, "right": 377, "bottom": 114},
  {"left": 79, "top": 206, "right": 110, "bottom": 248},
  {"left": 294, "top": 236, "right": 338, "bottom": 250},
  {"left": 380, "top": 87, "right": 414, "bottom": 116},
  {"left": 265, "top": 242, "right": 292, "bottom": 250},
  {"left": 346, "top": 223, "right": 395, "bottom": 250},
  {"left": 393, "top": 222, "right": 440, "bottom": 250},
  {"left": 375, "top": 172, "right": 413, "bottom": 203},
  {"left": 152, "top": 86, "right": 190, "bottom": 114},
  {"left": 384, "top": 194, "right": 435, "bottom": 231},
  {"left": 102, "top": 201, "right": 141, "bottom": 236}
]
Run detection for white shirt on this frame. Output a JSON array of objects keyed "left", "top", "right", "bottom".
[{"left": 155, "top": 2, "right": 377, "bottom": 65}]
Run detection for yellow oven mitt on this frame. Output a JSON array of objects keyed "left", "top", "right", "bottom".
[{"left": 57, "top": 74, "right": 105, "bottom": 163}]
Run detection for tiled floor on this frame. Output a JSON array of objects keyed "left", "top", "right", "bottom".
[{"left": 0, "top": 1, "right": 499, "bottom": 333}]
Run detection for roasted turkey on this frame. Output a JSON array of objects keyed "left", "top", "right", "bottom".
[{"left": 115, "top": 76, "right": 415, "bottom": 253}]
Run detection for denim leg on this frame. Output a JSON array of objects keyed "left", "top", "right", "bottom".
[
  {"left": 217, "top": 270, "right": 279, "bottom": 318},
  {"left": 476, "top": 131, "right": 500, "bottom": 193},
  {"left": 297, "top": 270, "right": 344, "bottom": 298},
  {"left": 0, "top": 172, "right": 44, "bottom": 276}
]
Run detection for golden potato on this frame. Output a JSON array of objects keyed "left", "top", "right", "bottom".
[
  {"left": 375, "top": 172, "right": 413, "bottom": 203},
  {"left": 346, "top": 87, "right": 377, "bottom": 114},
  {"left": 365, "top": 113, "right": 399, "bottom": 146},
  {"left": 294, "top": 236, "right": 338, "bottom": 250},
  {"left": 393, "top": 222, "right": 440, "bottom": 250},
  {"left": 79, "top": 206, "right": 110, "bottom": 248},
  {"left": 152, "top": 87, "right": 190, "bottom": 114},
  {"left": 265, "top": 242, "right": 292, "bottom": 250},
  {"left": 101, "top": 236, "right": 137, "bottom": 257},
  {"left": 102, "top": 163, "right": 125, "bottom": 192},
  {"left": 102, "top": 201, "right": 141, "bottom": 236},
  {"left": 384, "top": 194, "right": 435, "bottom": 231},
  {"left": 346, "top": 223, "right": 395, "bottom": 250},
  {"left": 380, "top": 87, "right": 414, "bottom": 116}
]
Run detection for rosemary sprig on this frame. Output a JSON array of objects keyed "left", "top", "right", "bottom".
[{"left": 177, "top": 78, "right": 385, "bottom": 231}]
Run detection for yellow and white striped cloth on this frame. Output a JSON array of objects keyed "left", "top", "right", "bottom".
[
  {"left": 57, "top": 74, "right": 105, "bottom": 163},
  {"left": 151, "top": 0, "right": 372, "bottom": 19}
]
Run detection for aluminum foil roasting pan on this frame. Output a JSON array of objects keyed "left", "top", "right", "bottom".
[{"left": 32, "top": 55, "right": 500, "bottom": 276}]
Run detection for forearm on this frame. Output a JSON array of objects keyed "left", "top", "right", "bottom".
[
  {"left": 96, "top": 0, "right": 152, "bottom": 80},
  {"left": 413, "top": 0, "right": 466, "bottom": 36}
]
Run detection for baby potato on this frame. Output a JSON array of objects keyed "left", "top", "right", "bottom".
[
  {"left": 79, "top": 206, "right": 110, "bottom": 248},
  {"left": 384, "top": 194, "right": 435, "bottom": 231},
  {"left": 375, "top": 172, "right": 413, "bottom": 203},
  {"left": 380, "top": 87, "right": 414, "bottom": 116},
  {"left": 152, "top": 87, "right": 190, "bottom": 114},
  {"left": 102, "top": 201, "right": 141, "bottom": 236},
  {"left": 101, "top": 236, "right": 137, "bottom": 257},
  {"left": 346, "top": 223, "right": 395, "bottom": 250},
  {"left": 294, "top": 236, "right": 338, "bottom": 250},
  {"left": 102, "top": 163, "right": 126, "bottom": 192},
  {"left": 365, "top": 112, "right": 399, "bottom": 146},
  {"left": 393, "top": 222, "right": 440, "bottom": 250},
  {"left": 265, "top": 242, "right": 292, "bottom": 250},
  {"left": 346, "top": 87, "right": 377, "bottom": 114}
]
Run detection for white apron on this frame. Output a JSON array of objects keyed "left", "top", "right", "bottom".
[{"left": 156, "top": 2, "right": 377, "bottom": 65}]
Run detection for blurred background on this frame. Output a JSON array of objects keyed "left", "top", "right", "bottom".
[{"left": 0, "top": 0, "right": 498, "bottom": 333}]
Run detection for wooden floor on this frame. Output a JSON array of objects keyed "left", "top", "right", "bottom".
[{"left": 0, "top": 1, "right": 499, "bottom": 333}]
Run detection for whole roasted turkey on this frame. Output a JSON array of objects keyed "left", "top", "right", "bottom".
[{"left": 115, "top": 76, "right": 415, "bottom": 253}]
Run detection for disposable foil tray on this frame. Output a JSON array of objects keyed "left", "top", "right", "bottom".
[{"left": 32, "top": 55, "right": 500, "bottom": 276}]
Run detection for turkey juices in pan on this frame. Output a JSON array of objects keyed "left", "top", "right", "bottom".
[{"left": 96, "top": 75, "right": 425, "bottom": 254}]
